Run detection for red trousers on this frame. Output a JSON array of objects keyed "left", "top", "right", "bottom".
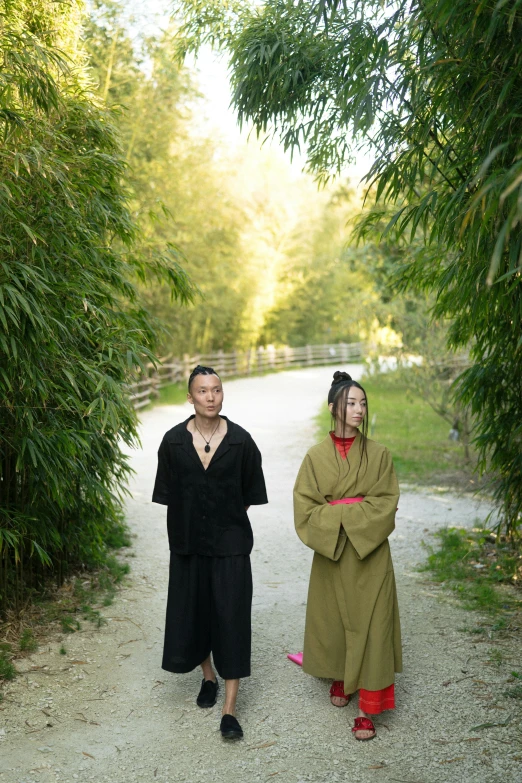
[{"left": 359, "top": 684, "right": 395, "bottom": 714}]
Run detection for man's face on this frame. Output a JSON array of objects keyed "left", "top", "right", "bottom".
[{"left": 187, "top": 374, "right": 224, "bottom": 418}]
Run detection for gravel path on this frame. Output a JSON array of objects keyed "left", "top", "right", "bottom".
[{"left": 1, "top": 367, "right": 520, "bottom": 783}]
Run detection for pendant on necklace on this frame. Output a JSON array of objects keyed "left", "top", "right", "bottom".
[{"left": 204, "top": 444, "right": 211, "bottom": 453}]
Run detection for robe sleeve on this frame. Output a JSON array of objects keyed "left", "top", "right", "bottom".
[
  {"left": 293, "top": 454, "right": 346, "bottom": 561},
  {"left": 152, "top": 437, "right": 171, "bottom": 505},
  {"left": 340, "top": 448, "right": 399, "bottom": 560},
  {"left": 241, "top": 436, "right": 268, "bottom": 506}
]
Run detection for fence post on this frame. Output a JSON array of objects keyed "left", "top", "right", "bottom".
[
  {"left": 147, "top": 363, "right": 156, "bottom": 398},
  {"left": 267, "top": 344, "right": 276, "bottom": 369},
  {"left": 150, "top": 371, "right": 160, "bottom": 399},
  {"left": 217, "top": 349, "right": 225, "bottom": 377},
  {"left": 257, "top": 346, "right": 265, "bottom": 373},
  {"left": 284, "top": 345, "right": 292, "bottom": 368},
  {"left": 183, "top": 353, "right": 191, "bottom": 382},
  {"left": 306, "top": 344, "right": 313, "bottom": 366}
]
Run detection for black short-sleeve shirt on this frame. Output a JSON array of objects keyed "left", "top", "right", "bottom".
[{"left": 152, "top": 416, "right": 268, "bottom": 556}]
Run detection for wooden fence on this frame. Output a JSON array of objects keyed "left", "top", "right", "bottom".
[{"left": 130, "top": 342, "right": 365, "bottom": 410}]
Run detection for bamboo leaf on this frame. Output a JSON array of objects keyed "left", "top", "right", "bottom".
[
  {"left": 471, "top": 144, "right": 509, "bottom": 186},
  {"left": 487, "top": 221, "right": 510, "bottom": 286},
  {"left": 19, "top": 223, "right": 41, "bottom": 244}
]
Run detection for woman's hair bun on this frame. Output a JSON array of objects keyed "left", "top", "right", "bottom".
[{"left": 332, "top": 370, "right": 352, "bottom": 385}]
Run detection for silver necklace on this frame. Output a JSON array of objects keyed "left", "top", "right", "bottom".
[{"left": 194, "top": 420, "right": 221, "bottom": 453}]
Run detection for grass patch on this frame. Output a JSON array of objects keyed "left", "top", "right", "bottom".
[
  {"left": 316, "top": 373, "right": 472, "bottom": 484},
  {"left": 488, "top": 648, "right": 504, "bottom": 667},
  {"left": 0, "top": 650, "right": 16, "bottom": 681},
  {"left": 80, "top": 605, "right": 107, "bottom": 628},
  {"left": 105, "top": 555, "right": 130, "bottom": 583},
  {"left": 504, "top": 684, "right": 522, "bottom": 699},
  {"left": 104, "top": 520, "right": 132, "bottom": 549},
  {"left": 19, "top": 629, "right": 37, "bottom": 653},
  {"left": 156, "top": 381, "right": 188, "bottom": 406},
  {"left": 503, "top": 672, "right": 522, "bottom": 699},
  {"left": 420, "top": 527, "right": 522, "bottom": 620},
  {"left": 61, "top": 615, "right": 81, "bottom": 634},
  {"left": 0, "top": 519, "right": 133, "bottom": 680},
  {"left": 53, "top": 556, "right": 131, "bottom": 635}
]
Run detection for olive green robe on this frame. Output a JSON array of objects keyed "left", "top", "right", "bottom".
[{"left": 293, "top": 433, "right": 402, "bottom": 693}]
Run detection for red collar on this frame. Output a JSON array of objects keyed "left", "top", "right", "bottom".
[{"left": 330, "top": 432, "right": 356, "bottom": 443}]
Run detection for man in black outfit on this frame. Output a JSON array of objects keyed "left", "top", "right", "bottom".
[{"left": 152, "top": 365, "right": 268, "bottom": 739}]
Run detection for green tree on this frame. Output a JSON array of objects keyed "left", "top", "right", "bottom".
[
  {"left": 177, "top": 0, "right": 522, "bottom": 535},
  {"left": 85, "top": 2, "right": 257, "bottom": 354},
  {"left": 0, "top": 0, "right": 193, "bottom": 613},
  {"left": 260, "top": 186, "right": 370, "bottom": 345},
  {"left": 260, "top": 184, "right": 431, "bottom": 349}
]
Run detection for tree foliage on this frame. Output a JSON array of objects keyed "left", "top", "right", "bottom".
[
  {"left": 87, "top": 1, "right": 381, "bottom": 354},
  {"left": 0, "top": 0, "right": 193, "bottom": 613},
  {"left": 84, "top": 2, "right": 259, "bottom": 353},
  {"left": 87, "top": 2, "right": 424, "bottom": 359},
  {"left": 176, "top": 0, "right": 522, "bottom": 534},
  {"left": 259, "top": 185, "right": 418, "bottom": 348}
]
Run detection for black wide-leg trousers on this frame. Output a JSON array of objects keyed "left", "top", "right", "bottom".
[{"left": 162, "top": 553, "right": 252, "bottom": 680}]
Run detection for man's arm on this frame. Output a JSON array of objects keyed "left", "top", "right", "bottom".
[
  {"left": 152, "top": 437, "right": 171, "bottom": 505},
  {"left": 241, "top": 436, "right": 268, "bottom": 506}
]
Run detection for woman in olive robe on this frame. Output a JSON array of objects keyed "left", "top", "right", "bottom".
[{"left": 293, "top": 371, "right": 402, "bottom": 741}]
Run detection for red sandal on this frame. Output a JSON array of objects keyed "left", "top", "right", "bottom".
[
  {"left": 329, "top": 680, "right": 350, "bottom": 707},
  {"left": 352, "top": 716, "right": 376, "bottom": 741}
]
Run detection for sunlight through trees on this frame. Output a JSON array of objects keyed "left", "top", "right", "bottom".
[{"left": 175, "top": 0, "right": 522, "bottom": 535}]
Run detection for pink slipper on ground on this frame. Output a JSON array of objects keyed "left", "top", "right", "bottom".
[{"left": 287, "top": 652, "right": 303, "bottom": 666}]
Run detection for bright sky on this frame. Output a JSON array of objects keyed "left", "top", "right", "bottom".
[{"left": 122, "top": 0, "right": 373, "bottom": 184}]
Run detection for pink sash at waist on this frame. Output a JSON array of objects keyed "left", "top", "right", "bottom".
[{"left": 328, "top": 497, "right": 364, "bottom": 505}]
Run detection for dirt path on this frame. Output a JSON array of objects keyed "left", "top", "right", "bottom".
[{"left": 1, "top": 367, "right": 520, "bottom": 783}]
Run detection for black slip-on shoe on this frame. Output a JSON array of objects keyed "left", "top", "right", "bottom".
[
  {"left": 220, "top": 713, "right": 243, "bottom": 740},
  {"left": 196, "top": 678, "right": 219, "bottom": 708}
]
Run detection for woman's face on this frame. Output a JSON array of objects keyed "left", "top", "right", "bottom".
[{"left": 329, "top": 385, "right": 367, "bottom": 430}]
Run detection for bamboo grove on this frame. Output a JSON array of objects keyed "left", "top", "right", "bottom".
[
  {"left": 0, "top": 0, "right": 428, "bottom": 616},
  {"left": 177, "top": 0, "right": 522, "bottom": 537},
  {"left": 3, "top": 0, "right": 520, "bottom": 616},
  {"left": 0, "top": 0, "right": 195, "bottom": 614}
]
